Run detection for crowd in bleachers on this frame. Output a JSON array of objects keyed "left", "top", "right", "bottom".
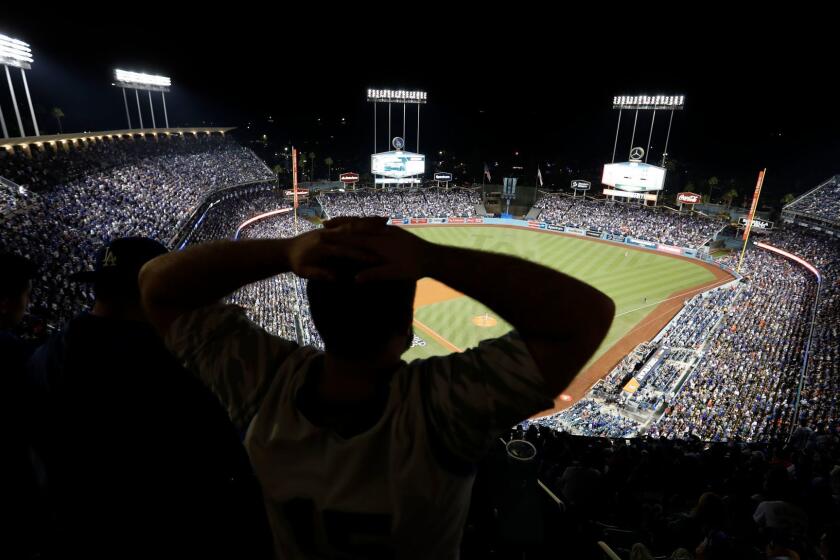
[
  {"left": 0, "top": 137, "right": 273, "bottom": 327},
  {"left": 650, "top": 250, "right": 815, "bottom": 442},
  {"left": 536, "top": 399, "right": 641, "bottom": 438},
  {"left": 541, "top": 223, "right": 840, "bottom": 446},
  {"left": 768, "top": 226, "right": 840, "bottom": 435},
  {"left": 228, "top": 210, "right": 322, "bottom": 347},
  {"left": 319, "top": 187, "right": 480, "bottom": 219},
  {"left": 0, "top": 134, "right": 236, "bottom": 193},
  {"left": 181, "top": 182, "right": 285, "bottom": 245},
  {"left": 479, "top": 423, "right": 840, "bottom": 559},
  {"left": 784, "top": 176, "right": 840, "bottom": 225},
  {"left": 535, "top": 194, "right": 722, "bottom": 249}
]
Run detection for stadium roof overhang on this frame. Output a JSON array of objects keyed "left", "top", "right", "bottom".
[{"left": 0, "top": 127, "right": 236, "bottom": 150}]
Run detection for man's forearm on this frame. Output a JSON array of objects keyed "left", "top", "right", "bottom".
[{"left": 140, "top": 239, "right": 291, "bottom": 325}]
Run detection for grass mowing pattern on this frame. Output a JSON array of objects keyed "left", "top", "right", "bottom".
[{"left": 402, "top": 227, "right": 715, "bottom": 365}]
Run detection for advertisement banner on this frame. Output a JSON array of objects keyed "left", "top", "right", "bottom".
[
  {"left": 626, "top": 237, "right": 657, "bottom": 249},
  {"left": 427, "top": 217, "right": 447, "bottom": 224},
  {"left": 682, "top": 249, "right": 698, "bottom": 258},
  {"left": 448, "top": 217, "right": 465, "bottom": 224},
  {"left": 527, "top": 221, "right": 546, "bottom": 229},
  {"left": 546, "top": 224, "right": 564, "bottom": 232},
  {"left": 410, "top": 218, "right": 428, "bottom": 224},
  {"left": 466, "top": 217, "right": 484, "bottom": 224},
  {"left": 657, "top": 244, "right": 683, "bottom": 255},
  {"left": 586, "top": 229, "right": 602, "bottom": 238},
  {"left": 564, "top": 227, "right": 586, "bottom": 236},
  {"left": 339, "top": 172, "right": 359, "bottom": 183},
  {"left": 677, "top": 192, "right": 701, "bottom": 204}
]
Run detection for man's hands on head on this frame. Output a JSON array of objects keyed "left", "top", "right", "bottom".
[
  {"left": 285, "top": 226, "right": 382, "bottom": 282},
  {"left": 303, "top": 217, "right": 436, "bottom": 282}
]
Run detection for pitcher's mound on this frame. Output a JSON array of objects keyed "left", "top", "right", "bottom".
[{"left": 472, "top": 314, "right": 498, "bottom": 328}]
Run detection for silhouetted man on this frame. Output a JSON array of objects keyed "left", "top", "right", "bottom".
[
  {"left": 140, "top": 217, "right": 615, "bottom": 559},
  {"left": 29, "top": 237, "right": 272, "bottom": 559},
  {"left": 1, "top": 251, "right": 43, "bottom": 558}
]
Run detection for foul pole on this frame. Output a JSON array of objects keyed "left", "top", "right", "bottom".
[
  {"left": 737, "top": 168, "right": 767, "bottom": 273},
  {"left": 292, "top": 147, "right": 299, "bottom": 235}
]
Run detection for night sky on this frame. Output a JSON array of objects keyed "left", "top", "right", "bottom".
[{"left": 3, "top": 9, "right": 837, "bottom": 205}]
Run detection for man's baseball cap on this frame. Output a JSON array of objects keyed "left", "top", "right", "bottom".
[{"left": 70, "top": 237, "right": 168, "bottom": 289}]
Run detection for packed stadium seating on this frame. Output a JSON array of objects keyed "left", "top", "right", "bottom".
[
  {"left": 0, "top": 135, "right": 273, "bottom": 326},
  {"left": 535, "top": 193, "right": 722, "bottom": 249},
  {"left": 783, "top": 175, "right": 840, "bottom": 226},
  {"left": 319, "top": 187, "right": 480, "bottom": 219}
]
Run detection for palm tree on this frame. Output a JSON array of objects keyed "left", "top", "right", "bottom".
[
  {"left": 324, "top": 157, "right": 334, "bottom": 180},
  {"left": 781, "top": 193, "right": 797, "bottom": 207},
  {"left": 51, "top": 107, "right": 65, "bottom": 134},
  {"left": 308, "top": 152, "right": 316, "bottom": 181},
  {"left": 722, "top": 188, "right": 738, "bottom": 208},
  {"left": 707, "top": 176, "right": 719, "bottom": 203}
]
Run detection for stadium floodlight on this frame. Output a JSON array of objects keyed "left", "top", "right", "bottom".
[
  {"left": 114, "top": 69, "right": 171, "bottom": 130},
  {"left": 0, "top": 33, "right": 33, "bottom": 69},
  {"left": 367, "top": 88, "right": 427, "bottom": 104},
  {"left": 0, "top": 32, "right": 39, "bottom": 138},
  {"left": 613, "top": 94, "right": 685, "bottom": 110},
  {"left": 114, "top": 69, "right": 171, "bottom": 92}
]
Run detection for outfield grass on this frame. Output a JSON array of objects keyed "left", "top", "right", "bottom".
[{"left": 402, "top": 226, "right": 717, "bottom": 365}]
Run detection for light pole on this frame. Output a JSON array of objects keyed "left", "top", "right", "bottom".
[
  {"left": 0, "top": 33, "right": 39, "bottom": 137},
  {"left": 114, "top": 69, "right": 171, "bottom": 130}
]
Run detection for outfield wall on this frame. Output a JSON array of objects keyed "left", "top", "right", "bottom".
[{"left": 390, "top": 216, "right": 722, "bottom": 267}]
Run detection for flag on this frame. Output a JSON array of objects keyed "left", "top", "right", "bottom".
[
  {"left": 537, "top": 166, "right": 543, "bottom": 187},
  {"left": 484, "top": 162, "right": 492, "bottom": 182}
]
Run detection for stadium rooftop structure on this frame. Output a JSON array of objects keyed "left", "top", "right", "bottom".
[
  {"left": 782, "top": 175, "right": 840, "bottom": 235},
  {"left": 0, "top": 127, "right": 235, "bottom": 151}
]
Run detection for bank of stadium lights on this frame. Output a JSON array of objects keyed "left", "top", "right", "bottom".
[
  {"left": 114, "top": 69, "right": 171, "bottom": 89},
  {"left": 367, "top": 89, "right": 427, "bottom": 104},
  {"left": 610, "top": 94, "right": 686, "bottom": 167},
  {"left": 367, "top": 88, "right": 428, "bottom": 159},
  {"left": 0, "top": 33, "right": 40, "bottom": 138},
  {"left": 113, "top": 69, "right": 171, "bottom": 130},
  {"left": 613, "top": 95, "right": 685, "bottom": 111}
]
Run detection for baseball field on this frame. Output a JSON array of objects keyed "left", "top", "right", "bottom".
[{"left": 400, "top": 225, "right": 732, "bottom": 411}]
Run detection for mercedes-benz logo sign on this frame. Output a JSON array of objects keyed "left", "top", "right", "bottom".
[
  {"left": 630, "top": 147, "right": 645, "bottom": 161},
  {"left": 392, "top": 137, "right": 405, "bottom": 150}
]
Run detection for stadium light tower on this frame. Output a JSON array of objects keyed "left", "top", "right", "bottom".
[
  {"left": 367, "top": 89, "right": 427, "bottom": 154},
  {"left": 611, "top": 95, "right": 685, "bottom": 165},
  {"left": 0, "top": 32, "right": 39, "bottom": 138},
  {"left": 113, "top": 69, "right": 171, "bottom": 130}
]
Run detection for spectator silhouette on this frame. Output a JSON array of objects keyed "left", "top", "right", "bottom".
[
  {"left": 1, "top": 251, "right": 45, "bottom": 558},
  {"left": 140, "top": 216, "right": 615, "bottom": 558},
  {"left": 28, "top": 237, "right": 272, "bottom": 558}
]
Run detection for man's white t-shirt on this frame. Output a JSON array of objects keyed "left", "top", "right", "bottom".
[{"left": 166, "top": 303, "right": 553, "bottom": 559}]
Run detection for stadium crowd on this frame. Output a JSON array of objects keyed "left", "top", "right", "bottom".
[
  {"left": 0, "top": 137, "right": 273, "bottom": 327},
  {"left": 319, "top": 187, "right": 480, "bottom": 219},
  {"left": 768, "top": 225, "right": 840, "bottom": 435},
  {"left": 784, "top": 176, "right": 840, "bottom": 224},
  {"left": 535, "top": 194, "right": 722, "bottom": 249},
  {"left": 479, "top": 423, "right": 840, "bottom": 560},
  {"left": 226, "top": 211, "right": 321, "bottom": 347},
  {"left": 180, "top": 182, "right": 285, "bottom": 245}
]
